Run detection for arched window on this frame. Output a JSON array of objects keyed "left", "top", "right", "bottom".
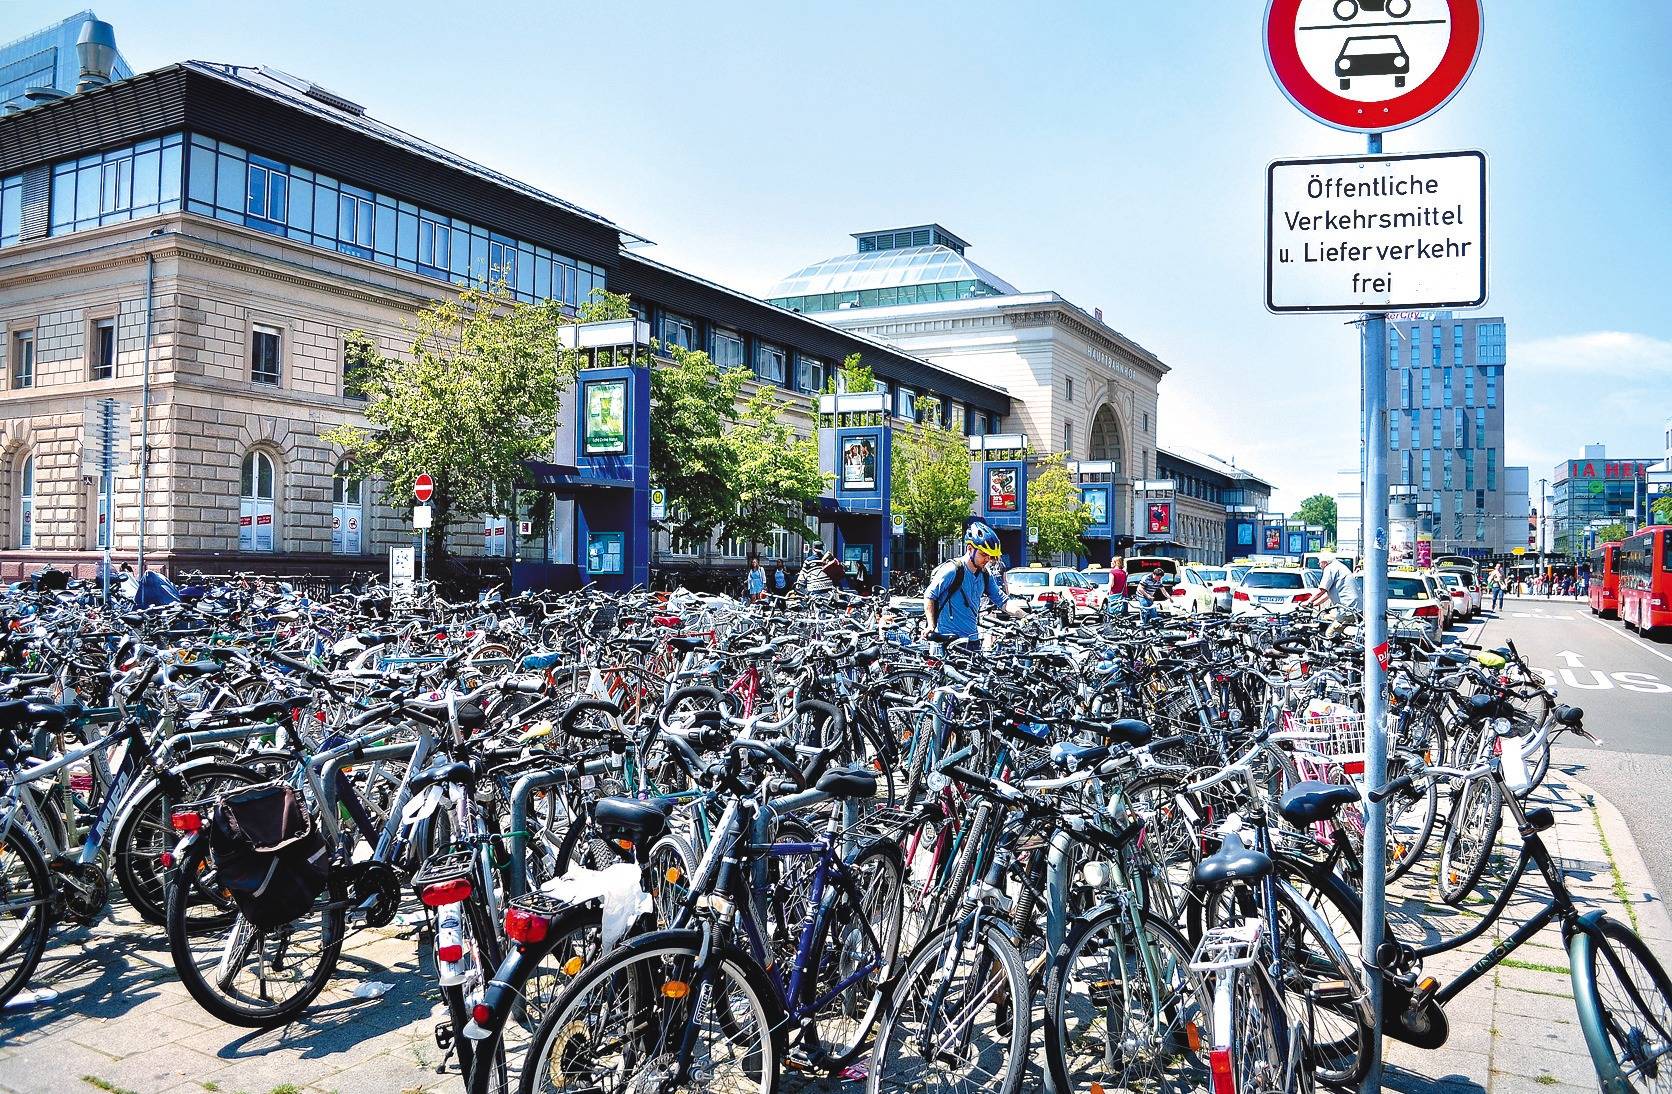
[
  {"left": 331, "top": 460, "right": 364, "bottom": 555},
  {"left": 18, "top": 454, "right": 35, "bottom": 549},
  {"left": 239, "top": 450, "right": 276, "bottom": 552}
]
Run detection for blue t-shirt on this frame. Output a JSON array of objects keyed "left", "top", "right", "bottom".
[
  {"left": 925, "top": 559, "right": 1008, "bottom": 640},
  {"left": 746, "top": 568, "right": 766, "bottom": 597}
]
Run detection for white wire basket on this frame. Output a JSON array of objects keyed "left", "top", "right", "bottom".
[{"left": 1292, "top": 699, "right": 1367, "bottom": 778}]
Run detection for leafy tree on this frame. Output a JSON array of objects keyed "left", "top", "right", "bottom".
[
  {"left": 651, "top": 344, "right": 750, "bottom": 544},
  {"left": 1294, "top": 492, "right": 1339, "bottom": 543},
  {"left": 727, "top": 386, "right": 829, "bottom": 552},
  {"left": 323, "top": 287, "right": 572, "bottom": 566},
  {"left": 1653, "top": 495, "right": 1672, "bottom": 525},
  {"left": 1028, "top": 451, "right": 1093, "bottom": 560},
  {"left": 891, "top": 397, "right": 975, "bottom": 573},
  {"left": 1594, "top": 521, "right": 1631, "bottom": 544}
]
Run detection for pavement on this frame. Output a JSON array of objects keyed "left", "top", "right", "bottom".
[{"left": 3, "top": 599, "right": 1670, "bottom": 1093}]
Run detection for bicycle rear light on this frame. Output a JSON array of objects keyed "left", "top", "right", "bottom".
[
  {"left": 504, "top": 905, "right": 551, "bottom": 944},
  {"left": 170, "top": 809, "right": 201, "bottom": 834},
  {"left": 419, "top": 877, "right": 473, "bottom": 907}
]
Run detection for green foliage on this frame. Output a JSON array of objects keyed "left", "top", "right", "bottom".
[
  {"left": 1028, "top": 451, "right": 1093, "bottom": 560},
  {"left": 323, "top": 287, "right": 573, "bottom": 563},
  {"left": 1594, "top": 521, "right": 1631, "bottom": 544},
  {"left": 650, "top": 344, "right": 750, "bottom": 543},
  {"left": 1653, "top": 494, "right": 1672, "bottom": 525},
  {"left": 727, "top": 386, "right": 830, "bottom": 550},
  {"left": 891, "top": 397, "right": 975, "bottom": 571},
  {"left": 1294, "top": 493, "right": 1338, "bottom": 542}
]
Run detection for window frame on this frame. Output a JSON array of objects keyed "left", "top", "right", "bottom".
[
  {"left": 17, "top": 451, "right": 35, "bottom": 548},
  {"left": 753, "top": 341, "right": 787, "bottom": 385},
  {"left": 10, "top": 323, "right": 37, "bottom": 389},
  {"left": 250, "top": 320, "right": 284, "bottom": 386},
  {"left": 239, "top": 449, "right": 278, "bottom": 552},
  {"left": 87, "top": 306, "right": 118, "bottom": 381},
  {"left": 709, "top": 327, "right": 746, "bottom": 371}
]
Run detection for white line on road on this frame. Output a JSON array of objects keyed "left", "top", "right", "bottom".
[{"left": 1586, "top": 613, "right": 1672, "bottom": 670}]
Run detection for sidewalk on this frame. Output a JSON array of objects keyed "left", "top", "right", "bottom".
[
  {"left": 1379, "top": 764, "right": 1672, "bottom": 1093},
  {"left": 2, "top": 766, "right": 1666, "bottom": 1093}
]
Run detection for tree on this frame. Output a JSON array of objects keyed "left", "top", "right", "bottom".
[
  {"left": 323, "top": 287, "right": 572, "bottom": 567},
  {"left": 727, "top": 386, "right": 829, "bottom": 551},
  {"left": 1028, "top": 452, "right": 1093, "bottom": 560},
  {"left": 1294, "top": 493, "right": 1339, "bottom": 544},
  {"left": 1595, "top": 521, "right": 1631, "bottom": 545},
  {"left": 651, "top": 344, "right": 750, "bottom": 544},
  {"left": 891, "top": 397, "right": 975, "bottom": 573},
  {"left": 1654, "top": 495, "right": 1672, "bottom": 526}
]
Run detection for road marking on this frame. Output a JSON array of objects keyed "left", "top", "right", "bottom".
[
  {"left": 1557, "top": 650, "right": 1584, "bottom": 667},
  {"left": 1586, "top": 613, "right": 1672, "bottom": 670}
]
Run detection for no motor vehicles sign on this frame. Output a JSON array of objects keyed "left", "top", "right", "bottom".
[{"left": 1266, "top": 149, "right": 1485, "bottom": 313}]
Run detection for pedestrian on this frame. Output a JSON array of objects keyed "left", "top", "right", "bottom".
[
  {"left": 823, "top": 551, "right": 848, "bottom": 591},
  {"left": 744, "top": 554, "right": 766, "bottom": 602},
  {"left": 854, "top": 560, "right": 870, "bottom": 593},
  {"left": 922, "top": 522, "right": 1025, "bottom": 642},
  {"left": 1488, "top": 565, "right": 1506, "bottom": 613},
  {"left": 1134, "top": 566, "right": 1165, "bottom": 626},
  {"left": 799, "top": 547, "right": 835, "bottom": 596},
  {"left": 1105, "top": 558, "right": 1129, "bottom": 619},
  {"left": 770, "top": 560, "right": 788, "bottom": 596},
  {"left": 1308, "top": 549, "right": 1361, "bottom": 613}
]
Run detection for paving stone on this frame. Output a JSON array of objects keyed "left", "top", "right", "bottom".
[{"left": 1489, "top": 1039, "right": 1606, "bottom": 1087}]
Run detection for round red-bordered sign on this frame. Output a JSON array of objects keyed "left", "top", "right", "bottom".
[
  {"left": 1264, "top": 0, "right": 1482, "bottom": 132},
  {"left": 414, "top": 473, "right": 434, "bottom": 503}
]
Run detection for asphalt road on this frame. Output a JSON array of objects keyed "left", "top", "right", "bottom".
[{"left": 1465, "top": 593, "right": 1672, "bottom": 897}]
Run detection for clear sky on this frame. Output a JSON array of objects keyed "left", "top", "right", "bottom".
[{"left": 8, "top": 0, "right": 1669, "bottom": 509}]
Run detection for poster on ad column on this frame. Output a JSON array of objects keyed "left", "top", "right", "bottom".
[
  {"left": 583, "top": 379, "right": 627, "bottom": 455},
  {"left": 842, "top": 435, "right": 878, "bottom": 491},
  {"left": 987, "top": 467, "right": 1018, "bottom": 513}
]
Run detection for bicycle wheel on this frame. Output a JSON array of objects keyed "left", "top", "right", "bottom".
[
  {"left": 1227, "top": 963, "right": 1291, "bottom": 1094},
  {"left": 1124, "top": 771, "right": 1202, "bottom": 924},
  {"left": 1043, "top": 904, "right": 1207, "bottom": 1094},
  {"left": 645, "top": 830, "right": 696, "bottom": 929},
  {"left": 164, "top": 842, "right": 344, "bottom": 1028},
  {"left": 516, "top": 928, "right": 782, "bottom": 1094},
  {"left": 113, "top": 761, "right": 268, "bottom": 926},
  {"left": 1439, "top": 773, "right": 1503, "bottom": 905},
  {"left": 804, "top": 839, "right": 905, "bottom": 1069},
  {"left": 868, "top": 919, "right": 1030, "bottom": 1094},
  {"left": 1384, "top": 760, "right": 1440, "bottom": 883},
  {"left": 1268, "top": 879, "right": 1371, "bottom": 1087},
  {"left": 1572, "top": 913, "right": 1672, "bottom": 1092},
  {"left": 0, "top": 828, "right": 52, "bottom": 1009}
]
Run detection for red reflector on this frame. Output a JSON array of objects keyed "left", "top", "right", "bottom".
[
  {"left": 472, "top": 1002, "right": 491, "bottom": 1025},
  {"left": 437, "top": 943, "right": 463, "bottom": 963},
  {"left": 170, "top": 810, "right": 201, "bottom": 834},
  {"left": 1209, "top": 1047, "right": 1235, "bottom": 1094},
  {"left": 420, "top": 878, "right": 473, "bottom": 907},
  {"left": 1214, "top": 586, "right": 1229, "bottom": 593},
  {"left": 159, "top": 851, "right": 175, "bottom": 869},
  {"left": 504, "top": 905, "right": 551, "bottom": 944},
  {"left": 1414, "top": 604, "right": 1439, "bottom": 618},
  {"left": 1171, "top": 588, "right": 1186, "bottom": 596}
]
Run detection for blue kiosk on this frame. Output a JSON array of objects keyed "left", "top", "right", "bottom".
[
  {"left": 517, "top": 318, "right": 653, "bottom": 592},
  {"left": 1072, "top": 459, "right": 1122, "bottom": 566},
  {"left": 818, "top": 391, "right": 894, "bottom": 589},
  {"left": 970, "top": 433, "right": 1030, "bottom": 569}
]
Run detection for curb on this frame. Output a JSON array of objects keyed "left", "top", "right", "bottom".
[{"left": 1552, "top": 768, "right": 1672, "bottom": 938}]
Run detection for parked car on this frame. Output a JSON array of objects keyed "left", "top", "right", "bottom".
[
  {"left": 1176, "top": 566, "right": 1234, "bottom": 614},
  {"left": 1388, "top": 570, "right": 1446, "bottom": 641},
  {"left": 1005, "top": 566, "right": 1104, "bottom": 617},
  {"left": 1435, "top": 571, "right": 1478, "bottom": 621},
  {"left": 1230, "top": 567, "right": 1314, "bottom": 616}
]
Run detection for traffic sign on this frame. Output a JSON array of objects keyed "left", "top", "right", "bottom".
[
  {"left": 649, "top": 486, "right": 667, "bottom": 522},
  {"left": 1266, "top": 149, "right": 1485, "bottom": 312},
  {"left": 1512, "top": 546, "right": 1525, "bottom": 555},
  {"left": 414, "top": 474, "right": 434, "bottom": 503},
  {"left": 1264, "top": 0, "right": 1483, "bottom": 133},
  {"left": 414, "top": 504, "right": 433, "bottom": 530}
]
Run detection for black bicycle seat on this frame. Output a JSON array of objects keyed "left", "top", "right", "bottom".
[
  {"left": 668, "top": 636, "right": 707, "bottom": 654},
  {"left": 1074, "top": 717, "right": 1153, "bottom": 747},
  {"left": 1192, "top": 832, "right": 1273, "bottom": 888},
  {"left": 815, "top": 766, "right": 878, "bottom": 800},
  {"left": 593, "top": 796, "right": 673, "bottom": 845},
  {"left": 1278, "top": 780, "right": 1361, "bottom": 828}
]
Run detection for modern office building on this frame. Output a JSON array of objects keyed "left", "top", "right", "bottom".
[
  {"left": 1152, "top": 446, "right": 1276, "bottom": 564},
  {"left": 1550, "top": 444, "right": 1655, "bottom": 556},
  {"left": 1, "top": 10, "right": 131, "bottom": 112},
  {"left": 769, "top": 226, "right": 1170, "bottom": 540},
  {"left": 0, "top": 39, "right": 1009, "bottom": 582},
  {"left": 1382, "top": 311, "right": 1510, "bottom": 556}
]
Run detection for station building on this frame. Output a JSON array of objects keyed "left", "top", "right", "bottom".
[{"left": 0, "top": 17, "right": 1010, "bottom": 583}]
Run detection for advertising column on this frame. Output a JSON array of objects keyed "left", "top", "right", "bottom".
[
  {"left": 969, "top": 433, "right": 1030, "bottom": 569},
  {"left": 1072, "top": 460, "right": 1117, "bottom": 566},
  {"left": 818, "top": 391, "right": 894, "bottom": 590}
]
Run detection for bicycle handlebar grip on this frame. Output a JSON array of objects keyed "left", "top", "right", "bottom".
[
  {"left": 945, "top": 765, "right": 1003, "bottom": 795},
  {"left": 1368, "top": 774, "right": 1416, "bottom": 805},
  {"left": 346, "top": 700, "right": 398, "bottom": 731}
]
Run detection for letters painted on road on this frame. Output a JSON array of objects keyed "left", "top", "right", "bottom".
[{"left": 1531, "top": 667, "right": 1671, "bottom": 694}]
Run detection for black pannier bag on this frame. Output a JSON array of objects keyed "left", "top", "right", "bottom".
[{"left": 208, "top": 782, "right": 330, "bottom": 930}]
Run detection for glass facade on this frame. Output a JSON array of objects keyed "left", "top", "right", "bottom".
[
  {"left": 2, "top": 134, "right": 184, "bottom": 244},
  {"left": 1477, "top": 321, "right": 1506, "bottom": 364},
  {"left": 771, "top": 278, "right": 1004, "bottom": 315}
]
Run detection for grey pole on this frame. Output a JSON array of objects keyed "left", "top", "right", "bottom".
[
  {"left": 1358, "top": 129, "right": 1393, "bottom": 1094},
  {"left": 137, "top": 250, "right": 154, "bottom": 573}
]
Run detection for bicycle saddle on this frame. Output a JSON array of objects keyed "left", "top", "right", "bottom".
[
  {"left": 593, "top": 796, "right": 673, "bottom": 845},
  {"left": 520, "top": 651, "right": 562, "bottom": 671},
  {"left": 162, "top": 659, "right": 223, "bottom": 682},
  {"left": 1278, "top": 780, "right": 1361, "bottom": 827},
  {"left": 1192, "top": 831, "right": 1273, "bottom": 888},
  {"left": 815, "top": 766, "right": 877, "bottom": 800},
  {"left": 1074, "top": 717, "right": 1154, "bottom": 747},
  {"left": 668, "top": 636, "right": 707, "bottom": 654}
]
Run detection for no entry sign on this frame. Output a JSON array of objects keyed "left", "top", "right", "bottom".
[
  {"left": 414, "top": 473, "right": 434, "bottom": 503},
  {"left": 1264, "top": 0, "right": 1483, "bottom": 132}
]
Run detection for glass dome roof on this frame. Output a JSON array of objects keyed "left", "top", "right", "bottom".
[{"left": 766, "top": 245, "right": 1018, "bottom": 301}]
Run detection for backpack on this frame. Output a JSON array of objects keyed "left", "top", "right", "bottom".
[
  {"left": 930, "top": 564, "right": 968, "bottom": 616},
  {"left": 208, "top": 781, "right": 330, "bottom": 930}
]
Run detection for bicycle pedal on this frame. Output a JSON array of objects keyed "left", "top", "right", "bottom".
[
  {"left": 433, "top": 1020, "right": 454, "bottom": 1054},
  {"left": 1310, "top": 979, "right": 1354, "bottom": 1005}
]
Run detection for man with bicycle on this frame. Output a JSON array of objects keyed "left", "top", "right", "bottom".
[{"left": 923, "top": 521, "right": 1025, "bottom": 641}]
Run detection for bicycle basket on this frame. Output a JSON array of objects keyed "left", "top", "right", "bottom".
[
  {"left": 208, "top": 781, "right": 329, "bottom": 930},
  {"left": 1299, "top": 699, "right": 1366, "bottom": 777}
]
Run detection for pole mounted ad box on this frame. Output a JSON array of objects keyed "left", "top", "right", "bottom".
[{"left": 1266, "top": 149, "right": 1485, "bottom": 313}]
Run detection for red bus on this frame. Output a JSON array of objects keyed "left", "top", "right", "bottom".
[
  {"left": 1617, "top": 526, "right": 1672, "bottom": 636},
  {"left": 1588, "top": 541, "right": 1621, "bottom": 618}
]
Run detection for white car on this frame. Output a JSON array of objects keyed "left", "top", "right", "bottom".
[
  {"left": 1175, "top": 566, "right": 1234, "bottom": 614},
  {"left": 1230, "top": 567, "right": 1314, "bottom": 616},
  {"left": 1388, "top": 571, "right": 1446, "bottom": 640},
  {"left": 1435, "top": 571, "right": 1477, "bottom": 621},
  {"left": 1438, "top": 569, "right": 1483, "bottom": 616},
  {"left": 1004, "top": 567, "right": 1105, "bottom": 617}
]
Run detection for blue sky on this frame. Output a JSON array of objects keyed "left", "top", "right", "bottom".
[{"left": 8, "top": 0, "right": 1669, "bottom": 509}]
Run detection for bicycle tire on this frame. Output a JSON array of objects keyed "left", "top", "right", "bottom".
[
  {"left": 163, "top": 841, "right": 344, "bottom": 1028},
  {"left": 1043, "top": 903, "right": 1207, "bottom": 1094},
  {"left": 0, "top": 827, "right": 52, "bottom": 1009},
  {"left": 1439, "top": 773, "right": 1503, "bottom": 905},
  {"left": 515, "top": 928, "right": 783, "bottom": 1094},
  {"left": 112, "top": 761, "right": 268, "bottom": 926},
  {"left": 868, "top": 917, "right": 1030, "bottom": 1094},
  {"left": 1571, "top": 913, "right": 1672, "bottom": 1092},
  {"left": 804, "top": 838, "right": 905, "bottom": 1070},
  {"left": 1227, "top": 961, "right": 1292, "bottom": 1094}
]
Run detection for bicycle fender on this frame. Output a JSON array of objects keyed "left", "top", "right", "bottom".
[
  {"left": 108, "top": 754, "right": 241, "bottom": 854},
  {"left": 1562, "top": 907, "right": 1608, "bottom": 946}
]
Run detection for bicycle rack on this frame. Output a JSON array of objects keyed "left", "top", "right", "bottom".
[{"left": 504, "top": 756, "right": 619, "bottom": 901}]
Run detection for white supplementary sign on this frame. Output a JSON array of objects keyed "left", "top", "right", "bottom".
[
  {"left": 413, "top": 504, "right": 433, "bottom": 530},
  {"left": 1266, "top": 150, "right": 1485, "bottom": 313},
  {"left": 390, "top": 546, "right": 415, "bottom": 605}
]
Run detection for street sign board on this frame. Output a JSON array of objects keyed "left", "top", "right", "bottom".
[
  {"left": 390, "top": 546, "right": 415, "bottom": 605},
  {"left": 1263, "top": 0, "right": 1484, "bottom": 133},
  {"left": 649, "top": 486, "right": 667, "bottom": 522},
  {"left": 1266, "top": 150, "right": 1485, "bottom": 313},
  {"left": 414, "top": 504, "right": 433, "bottom": 530},
  {"left": 414, "top": 474, "right": 434, "bottom": 503}
]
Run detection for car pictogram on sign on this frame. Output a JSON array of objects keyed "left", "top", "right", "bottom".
[
  {"left": 1333, "top": 0, "right": 1411, "bottom": 20},
  {"left": 1336, "top": 34, "right": 1410, "bottom": 90}
]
